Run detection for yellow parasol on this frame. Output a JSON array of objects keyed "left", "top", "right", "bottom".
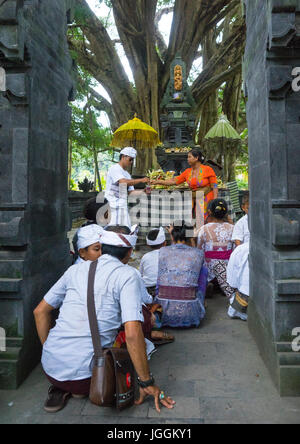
[{"left": 111, "top": 115, "right": 160, "bottom": 149}]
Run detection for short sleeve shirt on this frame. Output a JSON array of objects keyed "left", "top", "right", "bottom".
[
  {"left": 140, "top": 250, "right": 160, "bottom": 287},
  {"left": 42, "top": 255, "right": 144, "bottom": 381},
  {"left": 232, "top": 215, "right": 250, "bottom": 244},
  {"left": 105, "top": 164, "right": 134, "bottom": 208},
  {"left": 175, "top": 166, "right": 218, "bottom": 190}
]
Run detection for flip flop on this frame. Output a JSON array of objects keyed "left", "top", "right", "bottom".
[
  {"left": 44, "top": 386, "right": 71, "bottom": 413},
  {"left": 151, "top": 331, "right": 175, "bottom": 346}
]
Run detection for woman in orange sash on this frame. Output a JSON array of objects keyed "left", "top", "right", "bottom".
[{"left": 151, "top": 149, "right": 218, "bottom": 221}]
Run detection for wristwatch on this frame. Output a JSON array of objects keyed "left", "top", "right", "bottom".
[{"left": 137, "top": 373, "right": 155, "bottom": 388}]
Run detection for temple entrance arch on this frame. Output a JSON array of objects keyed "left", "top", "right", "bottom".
[
  {"left": 0, "top": 0, "right": 300, "bottom": 397},
  {"left": 244, "top": 0, "right": 300, "bottom": 396},
  {"left": 0, "top": 0, "right": 75, "bottom": 389}
]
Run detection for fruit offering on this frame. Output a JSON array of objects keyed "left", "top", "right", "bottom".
[{"left": 147, "top": 169, "right": 176, "bottom": 189}]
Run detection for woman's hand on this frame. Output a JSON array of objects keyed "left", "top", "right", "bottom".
[{"left": 135, "top": 385, "right": 176, "bottom": 413}]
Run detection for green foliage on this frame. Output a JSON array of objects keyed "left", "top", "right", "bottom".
[
  {"left": 236, "top": 177, "right": 249, "bottom": 190},
  {"left": 69, "top": 67, "right": 114, "bottom": 191}
]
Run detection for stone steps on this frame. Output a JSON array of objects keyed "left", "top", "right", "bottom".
[
  {"left": 0, "top": 259, "right": 23, "bottom": 280},
  {"left": 278, "top": 353, "right": 300, "bottom": 366},
  {"left": 0, "top": 347, "right": 21, "bottom": 360},
  {"left": 0, "top": 278, "right": 22, "bottom": 294}
]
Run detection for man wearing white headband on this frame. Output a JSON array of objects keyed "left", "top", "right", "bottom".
[
  {"left": 105, "top": 147, "right": 149, "bottom": 227},
  {"left": 140, "top": 227, "right": 167, "bottom": 297},
  {"left": 34, "top": 225, "right": 175, "bottom": 414}
]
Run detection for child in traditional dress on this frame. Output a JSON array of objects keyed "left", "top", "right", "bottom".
[
  {"left": 76, "top": 224, "right": 104, "bottom": 263},
  {"left": 232, "top": 192, "right": 250, "bottom": 246},
  {"left": 72, "top": 196, "right": 109, "bottom": 263}
]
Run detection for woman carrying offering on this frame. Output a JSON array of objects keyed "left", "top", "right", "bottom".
[{"left": 151, "top": 149, "right": 218, "bottom": 221}]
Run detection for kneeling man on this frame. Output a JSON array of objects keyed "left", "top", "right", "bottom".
[{"left": 34, "top": 225, "right": 175, "bottom": 414}]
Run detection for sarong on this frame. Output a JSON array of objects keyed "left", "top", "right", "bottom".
[{"left": 212, "top": 260, "right": 235, "bottom": 298}]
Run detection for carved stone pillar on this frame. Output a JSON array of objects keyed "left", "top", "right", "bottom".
[
  {"left": 244, "top": 0, "right": 300, "bottom": 396},
  {"left": 0, "top": 0, "right": 75, "bottom": 389}
]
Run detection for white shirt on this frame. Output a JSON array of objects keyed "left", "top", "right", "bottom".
[
  {"left": 105, "top": 164, "right": 134, "bottom": 209},
  {"left": 232, "top": 214, "right": 250, "bottom": 244},
  {"left": 42, "top": 255, "right": 144, "bottom": 381},
  {"left": 227, "top": 242, "right": 250, "bottom": 296},
  {"left": 140, "top": 250, "right": 160, "bottom": 288}
]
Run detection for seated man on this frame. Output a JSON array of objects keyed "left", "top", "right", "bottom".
[
  {"left": 140, "top": 227, "right": 167, "bottom": 298},
  {"left": 33, "top": 225, "right": 175, "bottom": 414},
  {"left": 227, "top": 242, "right": 250, "bottom": 321}
]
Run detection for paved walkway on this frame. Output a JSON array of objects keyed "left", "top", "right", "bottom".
[{"left": 1, "top": 292, "right": 300, "bottom": 424}]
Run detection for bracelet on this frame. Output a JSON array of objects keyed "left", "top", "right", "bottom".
[{"left": 137, "top": 373, "right": 155, "bottom": 388}]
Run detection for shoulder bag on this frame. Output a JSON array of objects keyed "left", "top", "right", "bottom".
[{"left": 87, "top": 260, "right": 135, "bottom": 411}]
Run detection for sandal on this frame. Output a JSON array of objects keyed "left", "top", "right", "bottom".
[
  {"left": 44, "top": 386, "right": 71, "bottom": 413},
  {"left": 151, "top": 331, "right": 175, "bottom": 346}
]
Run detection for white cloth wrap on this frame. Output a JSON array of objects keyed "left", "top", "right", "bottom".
[
  {"left": 77, "top": 225, "right": 104, "bottom": 250},
  {"left": 101, "top": 225, "right": 139, "bottom": 248},
  {"left": 120, "top": 147, "right": 137, "bottom": 158}
]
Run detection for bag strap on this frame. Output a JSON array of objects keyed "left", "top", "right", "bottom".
[
  {"left": 87, "top": 260, "right": 103, "bottom": 359},
  {"left": 87, "top": 260, "right": 124, "bottom": 359}
]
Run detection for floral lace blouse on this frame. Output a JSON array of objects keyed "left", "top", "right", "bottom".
[
  {"left": 158, "top": 244, "right": 204, "bottom": 288},
  {"left": 197, "top": 223, "right": 234, "bottom": 282}
]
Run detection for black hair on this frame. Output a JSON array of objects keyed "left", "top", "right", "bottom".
[
  {"left": 101, "top": 225, "right": 132, "bottom": 260},
  {"left": 147, "top": 229, "right": 165, "bottom": 250},
  {"left": 84, "top": 197, "right": 108, "bottom": 223},
  {"left": 189, "top": 149, "right": 205, "bottom": 163},
  {"left": 105, "top": 225, "right": 131, "bottom": 235},
  {"left": 170, "top": 221, "right": 195, "bottom": 244},
  {"left": 101, "top": 244, "right": 131, "bottom": 260},
  {"left": 242, "top": 192, "right": 249, "bottom": 207},
  {"left": 210, "top": 199, "right": 228, "bottom": 220}
]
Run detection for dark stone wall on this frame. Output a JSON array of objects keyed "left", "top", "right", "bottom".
[
  {"left": 0, "top": 0, "right": 75, "bottom": 389},
  {"left": 245, "top": 0, "right": 300, "bottom": 395}
]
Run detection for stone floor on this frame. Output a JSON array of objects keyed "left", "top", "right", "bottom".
[{"left": 1, "top": 292, "right": 300, "bottom": 424}]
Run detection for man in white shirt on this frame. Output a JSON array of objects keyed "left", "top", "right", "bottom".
[
  {"left": 33, "top": 225, "right": 175, "bottom": 414},
  {"left": 140, "top": 227, "right": 167, "bottom": 297},
  {"left": 105, "top": 147, "right": 149, "bottom": 227},
  {"left": 232, "top": 192, "right": 250, "bottom": 246}
]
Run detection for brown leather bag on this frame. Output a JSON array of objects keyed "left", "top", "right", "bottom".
[{"left": 87, "top": 260, "right": 135, "bottom": 411}]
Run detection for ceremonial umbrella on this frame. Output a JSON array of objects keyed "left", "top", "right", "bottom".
[
  {"left": 204, "top": 114, "right": 241, "bottom": 183},
  {"left": 111, "top": 115, "right": 160, "bottom": 149},
  {"left": 205, "top": 114, "right": 241, "bottom": 142}
]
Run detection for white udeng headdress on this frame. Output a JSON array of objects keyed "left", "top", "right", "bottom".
[
  {"left": 77, "top": 224, "right": 104, "bottom": 250},
  {"left": 120, "top": 147, "right": 137, "bottom": 159},
  {"left": 146, "top": 227, "right": 166, "bottom": 246},
  {"left": 100, "top": 225, "right": 139, "bottom": 248}
]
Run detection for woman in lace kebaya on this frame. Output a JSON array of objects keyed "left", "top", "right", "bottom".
[
  {"left": 197, "top": 199, "right": 235, "bottom": 299},
  {"left": 155, "top": 223, "right": 207, "bottom": 328}
]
